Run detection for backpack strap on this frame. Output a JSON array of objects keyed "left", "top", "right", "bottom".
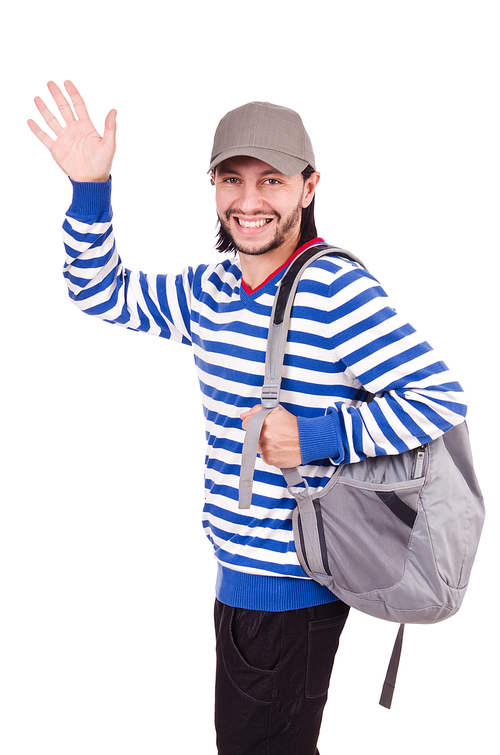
[
  {"left": 238, "top": 244, "right": 366, "bottom": 510},
  {"left": 379, "top": 624, "right": 405, "bottom": 709}
]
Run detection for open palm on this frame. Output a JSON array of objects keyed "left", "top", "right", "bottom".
[{"left": 28, "top": 80, "right": 116, "bottom": 183}]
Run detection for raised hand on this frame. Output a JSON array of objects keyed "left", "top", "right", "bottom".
[{"left": 28, "top": 81, "right": 116, "bottom": 182}]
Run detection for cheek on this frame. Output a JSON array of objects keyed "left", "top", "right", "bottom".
[{"left": 215, "top": 190, "right": 235, "bottom": 217}]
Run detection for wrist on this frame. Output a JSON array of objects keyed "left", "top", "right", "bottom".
[{"left": 67, "top": 176, "right": 112, "bottom": 220}]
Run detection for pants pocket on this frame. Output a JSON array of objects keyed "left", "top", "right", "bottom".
[
  {"left": 218, "top": 605, "right": 278, "bottom": 704},
  {"left": 305, "top": 611, "right": 349, "bottom": 699}
]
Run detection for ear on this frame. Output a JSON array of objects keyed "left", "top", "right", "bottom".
[
  {"left": 301, "top": 172, "right": 320, "bottom": 208},
  {"left": 210, "top": 171, "right": 215, "bottom": 186}
]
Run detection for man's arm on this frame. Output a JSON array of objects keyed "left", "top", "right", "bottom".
[
  {"left": 28, "top": 80, "right": 116, "bottom": 182},
  {"left": 29, "top": 81, "right": 194, "bottom": 345},
  {"left": 242, "top": 261, "right": 467, "bottom": 470},
  {"left": 61, "top": 182, "right": 194, "bottom": 343}
]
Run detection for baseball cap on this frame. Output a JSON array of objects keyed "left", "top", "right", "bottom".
[{"left": 208, "top": 101, "right": 316, "bottom": 176}]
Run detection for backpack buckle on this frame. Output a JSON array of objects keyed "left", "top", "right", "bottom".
[{"left": 262, "top": 383, "right": 280, "bottom": 408}]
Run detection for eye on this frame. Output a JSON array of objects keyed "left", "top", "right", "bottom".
[{"left": 264, "top": 178, "right": 282, "bottom": 185}]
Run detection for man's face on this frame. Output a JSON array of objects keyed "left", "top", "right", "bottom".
[{"left": 214, "top": 156, "right": 315, "bottom": 257}]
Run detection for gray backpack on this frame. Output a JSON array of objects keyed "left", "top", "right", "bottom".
[{"left": 239, "top": 244, "right": 485, "bottom": 708}]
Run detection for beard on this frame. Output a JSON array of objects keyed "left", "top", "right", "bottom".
[{"left": 217, "top": 200, "right": 303, "bottom": 257}]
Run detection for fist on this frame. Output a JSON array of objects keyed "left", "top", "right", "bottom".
[{"left": 240, "top": 404, "right": 302, "bottom": 468}]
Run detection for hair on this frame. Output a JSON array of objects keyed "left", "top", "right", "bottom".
[{"left": 214, "top": 164, "right": 318, "bottom": 254}]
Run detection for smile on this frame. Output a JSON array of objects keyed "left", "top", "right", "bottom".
[{"left": 235, "top": 218, "right": 273, "bottom": 229}]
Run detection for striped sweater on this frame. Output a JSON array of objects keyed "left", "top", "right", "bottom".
[{"left": 62, "top": 179, "right": 467, "bottom": 611}]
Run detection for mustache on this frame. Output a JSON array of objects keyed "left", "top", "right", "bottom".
[{"left": 224, "top": 209, "right": 281, "bottom": 221}]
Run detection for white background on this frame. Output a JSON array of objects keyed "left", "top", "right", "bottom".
[{"left": 2, "top": 1, "right": 498, "bottom": 753}]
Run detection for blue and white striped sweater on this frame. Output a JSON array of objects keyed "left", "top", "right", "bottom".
[{"left": 63, "top": 179, "right": 467, "bottom": 611}]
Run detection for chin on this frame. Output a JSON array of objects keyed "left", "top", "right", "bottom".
[{"left": 235, "top": 239, "right": 280, "bottom": 257}]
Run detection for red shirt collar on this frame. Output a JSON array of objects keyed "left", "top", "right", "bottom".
[{"left": 241, "top": 237, "right": 325, "bottom": 294}]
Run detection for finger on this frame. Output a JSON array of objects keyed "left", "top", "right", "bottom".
[
  {"left": 47, "top": 80, "right": 76, "bottom": 125},
  {"left": 33, "top": 95, "right": 64, "bottom": 136},
  {"left": 64, "top": 80, "right": 91, "bottom": 122},
  {"left": 27, "top": 118, "right": 54, "bottom": 151}
]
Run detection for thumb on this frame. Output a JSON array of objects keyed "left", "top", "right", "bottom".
[
  {"left": 103, "top": 109, "right": 117, "bottom": 150},
  {"left": 240, "top": 404, "right": 263, "bottom": 429}
]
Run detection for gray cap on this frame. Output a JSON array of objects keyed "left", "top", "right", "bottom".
[{"left": 208, "top": 101, "right": 316, "bottom": 176}]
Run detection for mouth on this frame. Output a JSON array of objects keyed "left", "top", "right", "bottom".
[
  {"left": 233, "top": 216, "right": 275, "bottom": 231},
  {"left": 236, "top": 218, "right": 273, "bottom": 228}
]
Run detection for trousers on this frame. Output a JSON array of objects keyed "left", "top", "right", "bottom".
[{"left": 214, "top": 598, "right": 349, "bottom": 755}]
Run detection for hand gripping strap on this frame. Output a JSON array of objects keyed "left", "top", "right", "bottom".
[{"left": 238, "top": 245, "right": 366, "bottom": 510}]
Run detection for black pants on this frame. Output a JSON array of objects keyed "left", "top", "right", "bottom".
[{"left": 214, "top": 598, "right": 349, "bottom": 755}]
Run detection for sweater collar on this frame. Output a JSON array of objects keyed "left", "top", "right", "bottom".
[{"left": 241, "top": 237, "right": 325, "bottom": 294}]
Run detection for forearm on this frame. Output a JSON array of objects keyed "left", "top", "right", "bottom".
[
  {"left": 296, "top": 346, "right": 466, "bottom": 466},
  {"left": 296, "top": 265, "right": 467, "bottom": 465},
  {"left": 63, "top": 179, "right": 193, "bottom": 343},
  {"left": 63, "top": 177, "right": 125, "bottom": 319}
]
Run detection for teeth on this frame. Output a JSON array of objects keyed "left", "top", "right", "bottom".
[{"left": 237, "top": 218, "right": 270, "bottom": 228}]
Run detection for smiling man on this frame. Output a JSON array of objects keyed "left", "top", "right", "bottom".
[{"left": 28, "top": 86, "right": 467, "bottom": 755}]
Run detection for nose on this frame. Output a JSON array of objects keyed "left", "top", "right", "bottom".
[{"left": 237, "top": 182, "right": 266, "bottom": 214}]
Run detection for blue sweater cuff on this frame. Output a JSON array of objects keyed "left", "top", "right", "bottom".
[
  {"left": 67, "top": 177, "right": 113, "bottom": 221},
  {"left": 297, "top": 409, "right": 344, "bottom": 465}
]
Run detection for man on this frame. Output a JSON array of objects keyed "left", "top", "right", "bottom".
[{"left": 28, "top": 82, "right": 467, "bottom": 754}]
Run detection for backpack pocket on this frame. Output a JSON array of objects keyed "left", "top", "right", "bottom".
[{"left": 309, "top": 477, "right": 424, "bottom": 594}]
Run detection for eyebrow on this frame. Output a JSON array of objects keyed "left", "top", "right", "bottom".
[{"left": 216, "top": 166, "right": 285, "bottom": 178}]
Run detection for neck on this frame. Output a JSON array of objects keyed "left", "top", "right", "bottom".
[
  {"left": 239, "top": 250, "right": 293, "bottom": 291},
  {"left": 240, "top": 236, "right": 324, "bottom": 293},
  {"left": 238, "top": 228, "right": 302, "bottom": 290}
]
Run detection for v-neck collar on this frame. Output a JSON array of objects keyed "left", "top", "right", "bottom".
[{"left": 240, "top": 237, "right": 325, "bottom": 295}]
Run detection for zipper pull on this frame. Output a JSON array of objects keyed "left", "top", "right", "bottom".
[{"left": 414, "top": 447, "right": 426, "bottom": 478}]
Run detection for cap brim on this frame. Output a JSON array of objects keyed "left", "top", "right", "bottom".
[{"left": 208, "top": 146, "right": 311, "bottom": 176}]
